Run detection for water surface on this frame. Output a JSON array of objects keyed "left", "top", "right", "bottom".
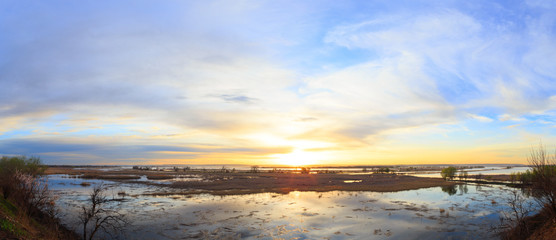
[{"left": 49, "top": 174, "right": 534, "bottom": 239}]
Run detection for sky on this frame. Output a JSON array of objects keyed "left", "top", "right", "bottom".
[{"left": 1, "top": 0, "right": 556, "bottom": 166}]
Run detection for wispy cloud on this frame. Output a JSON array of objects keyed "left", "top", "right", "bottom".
[
  {"left": 468, "top": 114, "right": 494, "bottom": 123},
  {"left": 323, "top": 5, "right": 556, "bottom": 115},
  {"left": 216, "top": 94, "right": 259, "bottom": 104},
  {"left": 1, "top": 0, "right": 555, "bottom": 165}
]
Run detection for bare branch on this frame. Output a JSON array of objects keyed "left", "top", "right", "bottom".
[{"left": 79, "top": 184, "right": 128, "bottom": 240}]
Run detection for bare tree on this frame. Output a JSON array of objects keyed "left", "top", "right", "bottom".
[
  {"left": 499, "top": 189, "right": 536, "bottom": 239},
  {"left": 527, "top": 144, "right": 556, "bottom": 214},
  {"left": 79, "top": 184, "right": 128, "bottom": 240}
]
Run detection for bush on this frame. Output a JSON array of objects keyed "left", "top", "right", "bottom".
[
  {"left": 0, "top": 156, "right": 54, "bottom": 218},
  {"left": 526, "top": 145, "right": 556, "bottom": 215},
  {"left": 0, "top": 156, "right": 46, "bottom": 199},
  {"left": 502, "top": 144, "right": 556, "bottom": 239},
  {"left": 0, "top": 156, "right": 45, "bottom": 176},
  {"left": 516, "top": 170, "right": 533, "bottom": 185},
  {"left": 374, "top": 167, "right": 391, "bottom": 174},
  {"left": 440, "top": 167, "right": 457, "bottom": 180}
]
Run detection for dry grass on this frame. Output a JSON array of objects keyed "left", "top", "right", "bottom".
[
  {"left": 146, "top": 175, "right": 174, "bottom": 180},
  {"left": 0, "top": 195, "right": 78, "bottom": 240},
  {"left": 45, "top": 167, "right": 101, "bottom": 175},
  {"left": 160, "top": 173, "right": 456, "bottom": 195},
  {"left": 501, "top": 208, "right": 555, "bottom": 240},
  {"left": 80, "top": 174, "right": 140, "bottom": 180}
]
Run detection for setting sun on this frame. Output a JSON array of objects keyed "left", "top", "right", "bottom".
[{"left": 272, "top": 149, "right": 325, "bottom": 166}]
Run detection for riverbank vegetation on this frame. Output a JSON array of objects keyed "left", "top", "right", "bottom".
[
  {"left": 0, "top": 156, "right": 77, "bottom": 239},
  {"left": 501, "top": 145, "right": 556, "bottom": 239}
]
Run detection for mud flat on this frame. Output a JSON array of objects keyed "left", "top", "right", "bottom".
[
  {"left": 46, "top": 167, "right": 455, "bottom": 195},
  {"left": 165, "top": 172, "right": 457, "bottom": 195}
]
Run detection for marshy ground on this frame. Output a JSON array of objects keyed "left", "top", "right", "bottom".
[
  {"left": 44, "top": 166, "right": 536, "bottom": 239},
  {"left": 46, "top": 166, "right": 456, "bottom": 195}
]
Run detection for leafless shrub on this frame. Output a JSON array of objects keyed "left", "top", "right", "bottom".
[
  {"left": 527, "top": 144, "right": 556, "bottom": 215},
  {"left": 13, "top": 170, "right": 58, "bottom": 218},
  {"left": 499, "top": 189, "right": 536, "bottom": 239},
  {"left": 498, "top": 144, "right": 556, "bottom": 239},
  {"left": 79, "top": 184, "right": 128, "bottom": 240}
]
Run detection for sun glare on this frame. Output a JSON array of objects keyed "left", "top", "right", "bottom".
[{"left": 272, "top": 150, "right": 323, "bottom": 166}]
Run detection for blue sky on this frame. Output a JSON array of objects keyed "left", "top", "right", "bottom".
[{"left": 1, "top": 0, "right": 555, "bottom": 165}]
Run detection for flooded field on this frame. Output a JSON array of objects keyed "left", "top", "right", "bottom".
[
  {"left": 408, "top": 166, "right": 530, "bottom": 178},
  {"left": 49, "top": 174, "right": 535, "bottom": 239}
]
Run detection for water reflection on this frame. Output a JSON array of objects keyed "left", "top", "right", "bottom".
[
  {"left": 440, "top": 184, "right": 468, "bottom": 196},
  {"left": 48, "top": 175, "right": 536, "bottom": 240},
  {"left": 441, "top": 185, "right": 457, "bottom": 196},
  {"left": 458, "top": 184, "right": 468, "bottom": 195}
]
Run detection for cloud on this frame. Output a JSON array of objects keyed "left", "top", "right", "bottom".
[
  {"left": 1, "top": 1, "right": 555, "bottom": 165},
  {"left": 295, "top": 52, "right": 455, "bottom": 144},
  {"left": 0, "top": 138, "right": 292, "bottom": 164},
  {"left": 216, "top": 94, "right": 259, "bottom": 104},
  {"left": 295, "top": 117, "right": 318, "bottom": 122},
  {"left": 468, "top": 114, "right": 494, "bottom": 123},
  {"left": 286, "top": 3, "right": 556, "bottom": 151},
  {"left": 325, "top": 10, "right": 481, "bottom": 51},
  {"left": 498, "top": 114, "right": 525, "bottom": 122},
  {"left": 323, "top": 6, "right": 556, "bottom": 116},
  {"left": 0, "top": 0, "right": 300, "bottom": 136}
]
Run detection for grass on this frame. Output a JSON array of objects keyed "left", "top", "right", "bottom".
[
  {"left": 0, "top": 218, "right": 25, "bottom": 237},
  {"left": 0, "top": 197, "right": 17, "bottom": 217},
  {"left": 1, "top": 194, "right": 78, "bottom": 240},
  {"left": 0, "top": 196, "right": 26, "bottom": 238}
]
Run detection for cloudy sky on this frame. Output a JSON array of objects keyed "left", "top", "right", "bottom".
[{"left": 1, "top": 0, "right": 555, "bottom": 165}]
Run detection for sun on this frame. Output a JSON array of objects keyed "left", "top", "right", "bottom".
[
  {"left": 245, "top": 134, "right": 332, "bottom": 167},
  {"left": 272, "top": 149, "right": 323, "bottom": 167}
]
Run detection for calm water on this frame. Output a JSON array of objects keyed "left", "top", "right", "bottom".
[
  {"left": 410, "top": 166, "right": 531, "bottom": 178},
  {"left": 49, "top": 174, "right": 535, "bottom": 239}
]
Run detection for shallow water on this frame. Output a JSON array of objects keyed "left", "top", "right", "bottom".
[
  {"left": 49, "top": 174, "right": 535, "bottom": 239},
  {"left": 410, "top": 166, "right": 531, "bottom": 178}
]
